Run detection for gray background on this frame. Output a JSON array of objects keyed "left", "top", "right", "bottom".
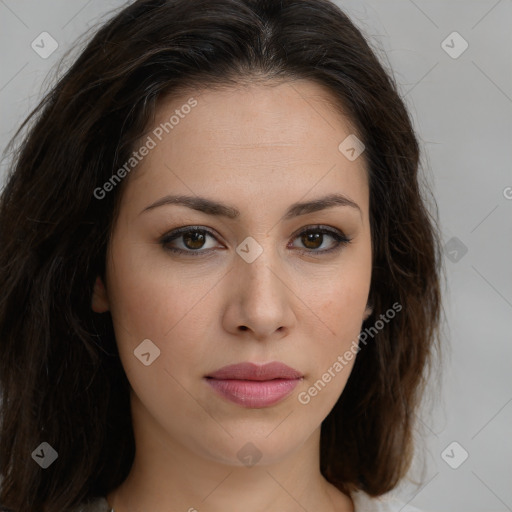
[{"left": 1, "top": 1, "right": 511, "bottom": 511}]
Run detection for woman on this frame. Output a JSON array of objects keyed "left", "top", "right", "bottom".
[{"left": 0, "top": 0, "right": 443, "bottom": 511}]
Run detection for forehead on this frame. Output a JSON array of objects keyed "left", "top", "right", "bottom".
[
  {"left": 153, "top": 78, "right": 360, "bottom": 152},
  {"left": 123, "top": 79, "right": 369, "bottom": 218}
]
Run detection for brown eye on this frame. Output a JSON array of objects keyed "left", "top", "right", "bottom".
[
  {"left": 161, "top": 227, "right": 219, "bottom": 256},
  {"left": 291, "top": 226, "right": 352, "bottom": 255},
  {"left": 301, "top": 231, "right": 323, "bottom": 250},
  {"left": 182, "top": 230, "right": 207, "bottom": 250},
  {"left": 161, "top": 225, "right": 351, "bottom": 257}
]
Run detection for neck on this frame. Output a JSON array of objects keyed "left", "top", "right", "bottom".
[{"left": 106, "top": 392, "right": 354, "bottom": 512}]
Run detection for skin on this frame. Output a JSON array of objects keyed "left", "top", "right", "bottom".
[{"left": 92, "top": 78, "right": 373, "bottom": 512}]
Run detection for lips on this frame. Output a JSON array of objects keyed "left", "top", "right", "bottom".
[
  {"left": 207, "top": 362, "right": 302, "bottom": 381},
  {"left": 205, "top": 362, "right": 303, "bottom": 408}
]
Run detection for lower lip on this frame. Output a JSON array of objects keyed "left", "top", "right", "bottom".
[{"left": 206, "top": 378, "right": 301, "bottom": 408}]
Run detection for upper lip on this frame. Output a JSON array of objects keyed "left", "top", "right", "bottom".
[{"left": 206, "top": 362, "right": 302, "bottom": 381}]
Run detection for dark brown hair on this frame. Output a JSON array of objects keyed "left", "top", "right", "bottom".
[{"left": 0, "top": 0, "right": 444, "bottom": 510}]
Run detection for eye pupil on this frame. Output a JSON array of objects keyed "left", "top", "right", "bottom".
[
  {"left": 163, "top": 226, "right": 348, "bottom": 256},
  {"left": 184, "top": 231, "right": 206, "bottom": 249},
  {"left": 302, "top": 232, "right": 322, "bottom": 249}
]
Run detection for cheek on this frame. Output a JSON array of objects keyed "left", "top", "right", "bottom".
[
  {"left": 105, "top": 224, "right": 371, "bottom": 385},
  {"left": 312, "top": 259, "right": 371, "bottom": 338},
  {"left": 296, "top": 293, "right": 365, "bottom": 415},
  {"left": 307, "top": 287, "right": 364, "bottom": 378},
  {"left": 106, "top": 240, "right": 209, "bottom": 337},
  {"left": 301, "top": 256, "right": 371, "bottom": 395},
  {"left": 105, "top": 239, "right": 220, "bottom": 386}
]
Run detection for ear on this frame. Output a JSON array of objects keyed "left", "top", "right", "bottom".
[
  {"left": 363, "top": 303, "right": 373, "bottom": 321},
  {"left": 91, "top": 276, "right": 110, "bottom": 313}
]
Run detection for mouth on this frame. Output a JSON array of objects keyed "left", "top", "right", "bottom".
[{"left": 205, "top": 361, "right": 303, "bottom": 408}]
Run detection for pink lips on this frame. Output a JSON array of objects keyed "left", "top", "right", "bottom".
[{"left": 205, "top": 362, "right": 303, "bottom": 408}]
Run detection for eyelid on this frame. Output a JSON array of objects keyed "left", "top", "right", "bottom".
[
  {"left": 288, "top": 225, "right": 352, "bottom": 255},
  {"left": 160, "top": 225, "right": 222, "bottom": 254},
  {"left": 160, "top": 224, "right": 352, "bottom": 256}
]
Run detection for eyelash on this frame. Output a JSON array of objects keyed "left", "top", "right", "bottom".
[{"left": 160, "top": 225, "right": 352, "bottom": 257}]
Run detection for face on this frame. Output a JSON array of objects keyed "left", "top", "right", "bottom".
[{"left": 93, "top": 79, "right": 372, "bottom": 467}]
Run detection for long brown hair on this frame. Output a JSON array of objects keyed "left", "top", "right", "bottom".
[{"left": 0, "top": 0, "right": 444, "bottom": 510}]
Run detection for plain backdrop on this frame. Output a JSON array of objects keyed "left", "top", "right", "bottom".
[{"left": 0, "top": 1, "right": 511, "bottom": 511}]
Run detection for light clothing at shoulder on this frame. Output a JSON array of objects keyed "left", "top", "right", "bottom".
[
  {"left": 69, "top": 496, "right": 112, "bottom": 512},
  {"left": 352, "top": 489, "right": 423, "bottom": 511},
  {"left": 73, "top": 492, "right": 424, "bottom": 512}
]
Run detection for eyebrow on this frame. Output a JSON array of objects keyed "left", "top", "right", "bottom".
[{"left": 140, "top": 193, "right": 362, "bottom": 220}]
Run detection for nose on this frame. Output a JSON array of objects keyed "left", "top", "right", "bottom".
[{"left": 221, "top": 245, "right": 296, "bottom": 341}]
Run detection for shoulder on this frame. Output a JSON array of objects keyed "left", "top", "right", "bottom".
[
  {"left": 351, "top": 489, "right": 424, "bottom": 512},
  {"left": 0, "top": 497, "right": 111, "bottom": 512},
  {"left": 68, "top": 496, "right": 112, "bottom": 512}
]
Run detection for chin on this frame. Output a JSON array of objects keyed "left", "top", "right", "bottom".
[{"left": 192, "top": 426, "right": 312, "bottom": 468}]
